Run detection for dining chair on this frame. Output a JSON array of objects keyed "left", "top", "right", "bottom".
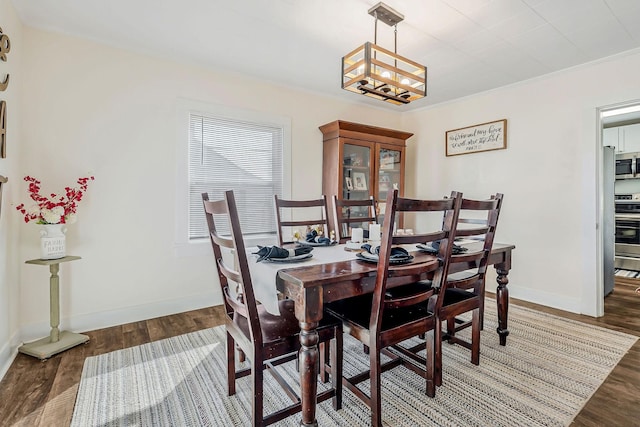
[
  {"left": 326, "top": 189, "right": 462, "bottom": 427},
  {"left": 332, "top": 195, "right": 377, "bottom": 243},
  {"left": 273, "top": 195, "right": 331, "bottom": 246},
  {"left": 434, "top": 193, "right": 503, "bottom": 385},
  {"left": 202, "top": 190, "right": 342, "bottom": 426}
]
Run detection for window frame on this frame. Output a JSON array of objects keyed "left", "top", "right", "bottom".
[{"left": 174, "top": 98, "right": 291, "bottom": 257}]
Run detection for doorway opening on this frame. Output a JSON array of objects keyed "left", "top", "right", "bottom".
[{"left": 598, "top": 100, "right": 640, "bottom": 316}]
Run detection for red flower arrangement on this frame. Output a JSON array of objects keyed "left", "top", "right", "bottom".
[{"left": 16, "top": 175, "right": 95, "bottom": 224}]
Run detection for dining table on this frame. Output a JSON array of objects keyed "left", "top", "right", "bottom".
[{"left": 248, "top": 241, "right": 515, "bottom": 427}]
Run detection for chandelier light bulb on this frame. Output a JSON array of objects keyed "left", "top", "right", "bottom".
[
  {"left": 381, "top": 71, "right": 391, "bottom": 79},
  {"left": 401, "top": 78, "right": 410, "bottom": 86}
]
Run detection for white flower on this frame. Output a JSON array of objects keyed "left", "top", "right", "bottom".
[
  {"left": 41, "top": 206, "right": 64, "bottom": 224},
  {"left": 65, "top": 213, "right": 77, "bottom": 224}
]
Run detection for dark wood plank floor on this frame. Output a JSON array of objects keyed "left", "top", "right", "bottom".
[{"left": 0, "top": 282, "right": 638, "bottom": 427}]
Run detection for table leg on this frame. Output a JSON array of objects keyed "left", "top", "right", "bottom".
[
  {"left": 299, "top": 321, "right": 319, "bottom": 427},
  {"left": 49, "top": 263, "right": 60, "bottom": 343},
  {"left": 495, "top": 267, "right": 510, "bottom": 346}
]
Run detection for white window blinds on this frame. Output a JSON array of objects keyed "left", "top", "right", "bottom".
[{"left": 188, "top": 113, "right": 283, "bottom": 239}]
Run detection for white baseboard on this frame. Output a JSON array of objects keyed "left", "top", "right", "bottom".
[
  {"left": 0, "top": 331, "right": 20, "bottom": 382},
  {"left": 20, "top": 291, "right": 221, "bottom": 342}
]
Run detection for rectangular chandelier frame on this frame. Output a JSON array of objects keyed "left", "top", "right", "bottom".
[{"left": 342, "top": 41, "right": 427, "bottom": 105}]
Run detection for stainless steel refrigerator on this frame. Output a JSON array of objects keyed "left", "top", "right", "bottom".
[{"left": 603, "top": 145, "right": 615, "bottom": 296}]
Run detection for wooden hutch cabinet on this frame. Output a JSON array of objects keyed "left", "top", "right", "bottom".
[{"left": 319, "top": 120, "right": 413, "bottom": 235}]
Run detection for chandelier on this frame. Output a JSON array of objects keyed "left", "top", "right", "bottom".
[{"left": 342, "top": 2, "right": 427, "bottom": 105}]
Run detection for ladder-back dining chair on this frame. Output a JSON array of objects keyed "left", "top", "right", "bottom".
[
  {"left": 202, "top": 190, "right": 342, "bottom": 426},
  {"left": 332, "top": 195, "right": 377, "bottom": 243},
  {"left": 326, "top": 189, "right": 462, "bottom": 427},
  {"left": 273, "top": 195, "right": 331, "bottom": 246},
  {"left": 434, "top": 193, "right": 503, "bottom": 385}
]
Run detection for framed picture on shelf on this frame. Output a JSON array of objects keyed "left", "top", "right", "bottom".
[
  {"left": 379, "top": 174, "right": 390, "bottom": 191},
  {"left": 392, "top": 151, "right": 400, "bottom": 164},
  {"left": 353, "top": 172, "right": 367, "bottom": 191},
  {"left": 380, "top": 151, "right": 393, "bottom": 169},
  {"left": 377, "top": 202, "right": 386, "bottom": 216},
  {"left": 380, "top": 150, "right": 401, "bottom": 170},
  {"left": 345, "top": 176, "right": 353, "bottom": 190},
  {"left": 350, "top": 153, "right": 364, "bottom": 167}
]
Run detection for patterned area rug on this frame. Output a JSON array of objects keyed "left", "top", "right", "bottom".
[
  {"left": 71, "top": 300, "right": 637, "bottom": 427},
  {"left": 614, "top": 268, "right": 640, "bottom": 279}
]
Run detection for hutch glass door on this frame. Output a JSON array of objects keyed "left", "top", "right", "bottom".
[{"left": 377, "top": 147, "right": 402, "bottom": 228}]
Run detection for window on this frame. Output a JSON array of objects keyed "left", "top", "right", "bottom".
[{"left": 175, "top": 99, "right": 291, "bottom": 256}]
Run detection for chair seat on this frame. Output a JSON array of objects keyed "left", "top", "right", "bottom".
[
  {"left": 234, "top": 299, "right": 339, "bottom": 345},
  {"left": 326, "top": 293, "right": 433, "bottom": 332},
  {"left": 443, "top": 287, "right": 477, "bottom": 306}
]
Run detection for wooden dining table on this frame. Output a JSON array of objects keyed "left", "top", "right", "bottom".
[{"left": 275, "top": 242, "right": 515, "bottom": 426}]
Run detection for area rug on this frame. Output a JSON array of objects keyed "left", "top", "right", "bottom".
[
  {"left": 614, "top": 268, "right": 640, "bottom": 279},
  {"left": 71, "top": 300, "right": 637, "bottom": 427}
]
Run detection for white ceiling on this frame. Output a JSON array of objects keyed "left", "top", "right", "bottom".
[{"left": 10, "top": 0, "right": 640, "bottom": 111}]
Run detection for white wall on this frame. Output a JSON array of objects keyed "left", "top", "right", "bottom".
[
  {"left": 401, "top": 48, "right": 640, "bottom": 315},
  {"left": 14, "top": 28, "right": 402, "bottom": 340},
  {"left": 0, "top": 0, "right": 23, "bottom": 378}
]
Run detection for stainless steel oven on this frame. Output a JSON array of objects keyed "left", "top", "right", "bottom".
[
  {"left": 615, "top": 215, "right": 640, "bottom": 245},
  {"left": 615, "top": 200, "right": 640, "bottom": 259}
]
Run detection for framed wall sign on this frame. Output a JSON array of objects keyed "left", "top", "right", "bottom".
[{"left": 445, "top": 119, "right": 507, "bottom": 156}]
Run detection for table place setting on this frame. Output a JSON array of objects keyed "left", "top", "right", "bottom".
[
  {"left": 253, "top": 245, "right": 314, "bottom": 263},
  {"left": 252, "top": 228, "right": 341, "bottom": 264},
  {"left": 294, "top": 228, "right": 338, "bottom": 247},
  {"left": 355, "top": 244, "right": 414, "bottom": 264},
  {"left": 416, "top": 238, "right": 474, "bottom": 255}
]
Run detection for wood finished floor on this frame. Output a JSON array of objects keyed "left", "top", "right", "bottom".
[{"left": 0, "top": 282, "right": 638, "bottom": 427}]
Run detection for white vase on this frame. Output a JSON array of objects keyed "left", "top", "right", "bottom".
[{"left": 40, "top": 224, "right": 66, "bottom": 260}]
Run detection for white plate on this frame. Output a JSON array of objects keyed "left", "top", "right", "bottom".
[
  {"left": 264, "top": 253, "right": 313, "bottom": 263},
  {"left": 416, "top": 243, "right": 468, "bottom": 254},
  {"left": 355, "top": 252, "right": 414, "bottom": 265},
  {"left": 358, "top": 251, "right": 379, "bottom": 260},
  {"left": 297, "top": 241, "right": 335, "bottom": 247},
  {"left": 416, "top": 244, "right": 438, "bottom": 254}
]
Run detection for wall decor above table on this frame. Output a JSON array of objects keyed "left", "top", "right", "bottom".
[
  {"left": 446, "top": 119, "right": 507, "bottom": 156},
  {"left": 1, "top": 25, "right": 11, "bottom": 158}
]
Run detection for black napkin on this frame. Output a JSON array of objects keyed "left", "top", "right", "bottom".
[
  {"left": 253, "top": 245, "right": 313, "bottom": 262},
  {"left": 306, "top": 229, "right": 332, "bottom": 245},
  {"left": 420, "top": 240, "right": 468, "bottom": 255},
  {"left": 361, "top": 244, "right": 410, "bottom": 259}
]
